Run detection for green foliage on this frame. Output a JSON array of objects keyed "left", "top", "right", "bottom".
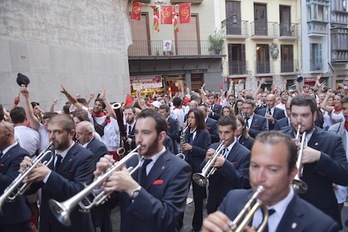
[{"left": 208, "top": 29, "right": 225, "bottom": 54}]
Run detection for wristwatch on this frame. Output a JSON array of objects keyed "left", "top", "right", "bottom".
[{"left": 130, "top": 186, "right": 142, "bottom": 200}]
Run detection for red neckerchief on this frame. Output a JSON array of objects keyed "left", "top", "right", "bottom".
[
  {"left": 345, "top": 121, "right": 348, "bottom": 132},
  {"left": 90, "top": 110, "right": 111, "bottom": 124},
  {"left": 334, "top": 106, "right": 342, "bottom": 112}
]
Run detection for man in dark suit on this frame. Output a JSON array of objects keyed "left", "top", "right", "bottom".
[
  {"left": 242, "top": 100, "right": 268, "bottom": 138},
  {"left": 198, "top": 105, "right": 219, "bottom": 143},
  {"left": 20, "top": 114, "right": 95, "bottom": 232},
  {"left": 0, "top": 121, "right": 33, "bottom": 232},
  {"left": 203, "top": 116, "right": 250, "bottom": 214},
  {"left": 207, "top": 94, "right": 222, "bottom": 120},
  {"left": 124, "top": 106, "right": 137, "bottom": 151},
  {"left": 274, "top": 100, "right": 291, "bottom": 131},
  {"left": 95, "top": 109, "right": 191, "bottom": 232},
  {"left": 254, "top": 92, "right": 268, "bottom": 115},
  {"left": 76, "top": 121, "right": 114, "bottom": 232},
  {"left": 159, "top": 104, "right": 179, "bottom": 154},
  {"left": 202, "top": 131, "right": 339, "bottom": 232},
  {"left": 281, "top": 94, "right": 348, "bottom": 229},
  {"left": 256, "top": 94, "right": 286, "bottom": 130}
]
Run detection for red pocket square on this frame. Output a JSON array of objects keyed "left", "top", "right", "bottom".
[
  {"left": 153, "top": 179, "right": 164, "bottom": 185},
  {"left": 0, "top": 163, "right": 4, "bottom": 167}
]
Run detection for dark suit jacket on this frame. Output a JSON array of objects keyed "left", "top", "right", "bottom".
[
  {"left": 219, "top": 189, "right": 339, "bottom": 232},
  {"left": 206, "top": 117, "right": 219, "bottom": 143},
  {"left": 205, "top": 142, "right": 250, "bottom": 214},
  {"left": 274, "top": 117, "right": 290, "bottom": 131},
  {"left": 31, "top": 143, "right": 95, "bottom": 232},
  {"left": 184, "top": 129, "right": 211, "bottom": 172},
  {"left": 257, "top": 107, "right": 286, "bottom": 130},
  {"left": 249, "top": 114, "right": 268, "bottom": 138},
  {"left": 167, "top": 117, "right": 179, "bottom": 154},
  {"left": 209, "top": 104, "right": 222, "bottom": 120},
  {"left": 254, "top": 104, "right": 266, "bottom": 115},
  {"left": 86, "top": 137, "right": 109, "bottom": 164},
  {"left": 118, "top": 150, "right": 191, "bottom": 232},
  {"left": 125, "top": 123, "right": 136, "bottom": 151},
  {"left": 238, "top": 135, "right": 254, "bottom": 151},
  {"left": 0, "top": 144, "right": 32, "bottom": 226},
  {"left": 281, "top": 126, "right": 348, "bottom": 228}
]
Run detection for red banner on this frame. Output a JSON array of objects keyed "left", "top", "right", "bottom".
[
  {"left": 179, "top": 3, "right": 191, "bottom": 24},
  {"left": 131, "top": 1, "right": 142, "bottom": 21},
  {"left": 161, "top": 6, "right": 173, "bottom": 24}
]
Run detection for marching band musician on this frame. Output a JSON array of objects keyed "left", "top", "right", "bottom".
[
  {"left": 19, "top": 114, "right": 95, "bottom": 232},
  {"left": 202, "top": 131, "right": 339, "bottom": 232},
  {"left": 281, "top": 94, "right": 348, "bottom": 229},
  {"left": 0, "top": 121, "right": 32, "bottom": 232},
  {"left": 182, "top": 108, "right": 211, "bottom": 232},
  {"left": 94, "top": 109, "right": 191, "bottom": 232},
  {"left": 203, "top": 116, "right": 251, "bottom": 214},
  {"left": 124, "top": 106, "right": 137, "bottom": 151}
]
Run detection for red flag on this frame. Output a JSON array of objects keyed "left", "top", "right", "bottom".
[
  {"left": 179, "top": 3, "right": 191, "bottom": 24},
  {"left": 161, "top": 6, "right": 173, "bottom": 24},
  {"left": 150, "top": 5, "right": 160, "bottom": 32},
  {"left": 124, "top": 94, "right": 133, "bottom": 106},
  {"left": 131, "top": 1, "right": 142, "bottom": 21}
]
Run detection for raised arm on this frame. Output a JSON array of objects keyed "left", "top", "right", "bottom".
[
  {"left": 60, "top": 85, "right": 84, "bottom": 110},
  {"left": 98, "top": 88, "right": 116, "bottom": 119},
  {"left": 20, "top": 87, "right": 40, "bottom": 130},
  {"left": 320, "top": 89, "right": 334, "bottom": 113}
]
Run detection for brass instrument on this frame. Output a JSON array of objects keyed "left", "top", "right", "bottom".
[
  {"left": 111, "top": 102, "right": 121, "bottom": 110},
  {"left": 49, "top": 145, "right": 141, "bottom": 227},
  {"left": 292, "top": 125, "right": 308, "bottom": 194},
  {"left": 192, "top": 140, "right": 225, "bottom": 187},
  {"left": 0, "top": 142, "right": 53, "bottom": 214},
  {"left": 176, "top": 124, "right": 190, "bottom": 159},
  {"left": 229, "top": 186, "right": 269, "bottom": 232}
]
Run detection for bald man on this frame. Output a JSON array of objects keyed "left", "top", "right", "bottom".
[
  {"left": 0, "top": 121, "right": 32, "bottom": 231},
  {"left": 256, "top": 94, "right": 286, "bottom": 130}
]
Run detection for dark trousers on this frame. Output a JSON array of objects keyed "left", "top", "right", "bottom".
[
  {"left": 191, "top": 181, "right": 206, "bottom": 231},
  {"left": 0, "top": 220, "right": 32, "bottom": 232}
]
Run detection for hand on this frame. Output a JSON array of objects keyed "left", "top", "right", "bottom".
[
  {"left": 326, "top": 89, "right": 334, "bottom": 96},
  {"left": 24, "top": 164, "right": 51, "bottom": 183},
  {"left": 213, "top": 155, "right": 225, "bottom": 168},
  {"left": 302, "top": 146, "right": 321, "bottom": 164},
  {"left": 52, "top": 99, "right": 58, "bottom": 105},
  {"left": 94, "top": 155, "right": 114, "bottom": 179},
  {"left": 19, "top": 156, "right": 32, "bottom": 173},
  {"left": 20, "top": 87, "right": 29, "bottom": 99},
  {"left": 89, "top": 92, "right": 95, "bottom": 100},
  {"left": 332, "top": 183, "right": 338, "bottom": 190},
  {"left": 182, "top": 143, "right": 192, "bottom": 151},
  {"left": 101, "top": 166, "right": 139, "bottom": 195},
  {"left": 205, "top": 148, "right": 215, "bottom": 162},
  {"left": 99, "top": 88, "right": 106, "bottom": 99},
  {"left": 60, "top": 85, "right": 69, "bottom": 95},
  {"left": 202, "top": 211, "right": 231, "bottom": 232}
]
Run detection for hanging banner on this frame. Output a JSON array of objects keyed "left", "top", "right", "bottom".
[
  {"left": 130, "top": 76, "right": 163, "bottom": 90},
  {"left": 179, "top": 3, "right": 191, "bottom": 24},
  {"left": 161, "top": 6, "right": 173, "bottom": 24},
  {"left": 150, "top": 5, "right": 160, "bottom": 32},
  {"left": 130, "top": 1, "right": 142, "bottom": 21},
  {"left": 163, "top": 40, "right": 172, "bottom": 51}
]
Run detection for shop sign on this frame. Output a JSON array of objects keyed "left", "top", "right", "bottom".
[{"left": 130, "top": 75, "right": 163, "bottom": 90}]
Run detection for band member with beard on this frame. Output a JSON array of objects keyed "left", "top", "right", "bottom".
[
  {"left": 19, "top": 114, "right": 95, "bottom": 232},
  {"left": 94, "top": 109, "right": 191, "bottom": 232},
  {"left": 202, "top": 131, "right": 339, "bottom": 232}
]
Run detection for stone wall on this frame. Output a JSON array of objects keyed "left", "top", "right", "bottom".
[{"left": 0, "top": 0, "right": 131, "bottom": 110}]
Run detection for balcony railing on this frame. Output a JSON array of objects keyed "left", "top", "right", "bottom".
[
  {"left": 307, "top": 21, "right": 328, "bottom": 35},
  {"left": 332, "top": 50, "right": 348, "bottom": 62},
  {"left": 229, "top": 60, "right": 248, "bottom": 75},
  {"left": 281, "top": 59, "right": 298, "bottom": 73},
  {"left": 251, "top": 21, "right": 278, "bottom": 37},
  {"left": 331, "top": 10, "right": 348, "bottom": 25},
  {"left": 226, "top": 20, "right": 249, "bottom": 36},
  {"left": 128, "top": 40, "right": 220, "bottom": 56},
  {"left": 279, "top": 23, "right": 299, "bottom": 37},
  {"left": 310, "top": 59, "right": 323, "bottom": 71},
  {"left": 255, "top": 61, "right": 274, "bottom": 74}
]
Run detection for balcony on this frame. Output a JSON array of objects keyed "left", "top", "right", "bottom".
[
  {"left": 307, "top": 21, "right": 328, "bottom": 36},
  {"left": 229, "top": 60, "right": 248, "bottom": 75},
  {"left": 281, "top": 60, "right": 298, "bottom": 73},
  {"left": 128, "top": 40, "right": 221, "bottom": 57},
  {"left": 310, "top": 59, "right": 323, "bottom": 71},
  {"left": 223, "top": 17, "right": 249, "bottom": 38},
  {"left": 279, "top": 23, "right": 299, "bottom": 39},
  {"left": 170, "top": 0, "right": 203, "bottom": 4},
  {"left": 255, "top": 61, "right": 274, "bottom": 74},
  {"left": 250, "top": 22, "right": 278, "bottom": 39},
  {"left": 331, "top": 10, "right": 348, "bottom": 26},
  {"left": 331, "top": 27, "right": 348, "bottom": 62}
]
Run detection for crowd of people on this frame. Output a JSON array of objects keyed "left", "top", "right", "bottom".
[{"left": 1, "top": 74, "right": 348, "bottom": 232}]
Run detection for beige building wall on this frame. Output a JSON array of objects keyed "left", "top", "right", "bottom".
[{"left": 0, "top": 0, "right": 131, "bottom": 111}]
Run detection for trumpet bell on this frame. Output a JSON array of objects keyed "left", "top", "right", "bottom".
[
  {"left": 49, "top": 199, "right": 71, "bottom": 227},
  {"left": 111, "top": 102, "right": 121, "bottom": 110},
  {"left": 176, "top": 153, "right": 185, "bottom": 159},
  {"left": 292, "top": 179, "right": 308, "bottom": 194},
  {"left": 192, "top": 173, "right": 208, "bottom": 187}
]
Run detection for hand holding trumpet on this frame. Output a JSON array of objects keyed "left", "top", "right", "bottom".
[
  {"left": 205, "top": 148, "right": 225, "bottom": 168},
  {"left": 19, "top": 156, "right": 50, "bottom": 183}
]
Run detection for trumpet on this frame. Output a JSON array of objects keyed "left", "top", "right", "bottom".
[
  {"left": 176, "top": 124, "right": 190, "bottom": 159},
  {"left": 0, "top": 142, "right": 53, "bottom": 214},
  {"left": 292, "top": 125, "right": 308, "bottom": 194},
  {"left": 49, "top": 145, "right": 141, "bottom": 227},
  {"left": 111, "top": 102, "right": 121, "bottom": 110},
  {"left": 192, "top": 140, "right": 225, "bottom": 187},
  {"left": 229, "top": 186, "right": 268, "bottom": 232}
]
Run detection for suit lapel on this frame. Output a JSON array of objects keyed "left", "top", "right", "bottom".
[
  {"left": 56, "top": 144, "right": 76, "bottom": 172},
  {"left": 276, "top": 194, "right": 305, "bottom": 232},
  {"left": 142, "top": 152, "right": 168, "bottom": 190}
]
